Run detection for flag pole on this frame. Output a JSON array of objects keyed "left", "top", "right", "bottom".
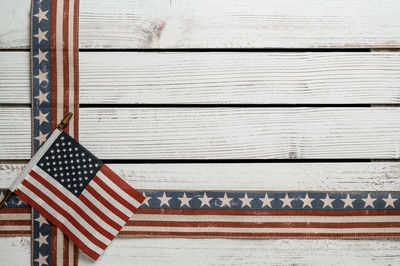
[{"left": 0, "top": 112, "right": 73, "bottom": 209}]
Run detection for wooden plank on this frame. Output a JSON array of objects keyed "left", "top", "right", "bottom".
[
  {"left": 2, "top": 162, "right": 400, "bottom": 190},
  {"left": 80, "top": 238, "right": 400, "bottom": 265},
  {"left": 2, "top": 0, "right": 400, "bottom": 49},
  {"left": 1, "top": 237, "right": 399, "bottom": 265},
  {"left": 2, "top": 52, "right": 400, "bottom": 105},
  {"left": 1, "top": 107, "right": 400, "bottom": 160}
]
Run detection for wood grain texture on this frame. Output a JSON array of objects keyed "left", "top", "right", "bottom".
[
  {"left": 1, "top": 162, "right": 400, "bottom": 191},
  {"left": 2, "top": 51, "right": 400, "bottom": 104},
  {"left": 2, "top": 237, "right": 399, "bottom": 265},
  {"left": 1, "top": 107, "right": 400, "bottom": 160},
  {"left": 2, "top": 0, "right": 400, "bottom": 49}
]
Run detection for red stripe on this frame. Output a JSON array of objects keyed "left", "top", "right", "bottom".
[
  {"left": 125, "top": 220, "right": 400, "bottom": 228},
  {"left": 85, "top": 184, "right": 130, "bottom": 221},
  {"left": 51, "top": 222, "right": 58, "bottom": 265},
  {"left": 0, "top": 207, "right": 31, "bottom": 214},
  {"left": 78, "top": 193, "right": 123, "bottom": 231},
  {"left": 50, "top": 0, "right": 58, "bottom": 131},
  {"left": 30, "top": 170, "right": 114, "bottom": 240},
  {"left": 73, "top": 0, "right": 79, "bottom": 140},
  {"left": 99, "top": 165, "right": 145, "bottom": 203},
  {"left": 15, "top": 189, "right": 100, "bottom": 260},
  {"left": 93, "top": 175, "right": 138, "bottom": 213},
  {"left": 118, "top": 231, "right": 400, "bottom": 238},
  {"left": 19, "top": 180, "right": 107, "bottom": 250},
  {"left": 0, "top": 220, "right": 30, "bottom": 225},
  {"left": 135, "top": 208, "right": 400, "bottom": 216},
  {"left": 0, "top": 230, "right": 31, "bottom": 236},
  {"left": 62, "top": 0, "right": 70, "bottom": 135}
]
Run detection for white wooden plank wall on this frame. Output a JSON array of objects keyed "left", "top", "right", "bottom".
[
  {"left": 2, "top": 0, "right": 400, "bottom": 48},
  {"left": 1, "top": 0, "right": 400, "bottom": 264}
]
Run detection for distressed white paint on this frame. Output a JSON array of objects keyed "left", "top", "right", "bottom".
[
  {"left": 1, "top": 163, "right": 400, "bottom": 191},
  {"left": 1, "top": 237, "right": 399, "bottom": 265},
  {"left": 2, "top": 52, "right": 400, "bottom": 104},
  {"left": 2, "top": 0, "right": 400, "bottom": 49},
  {"left": 1, "top": 107, "right": 400, "bottom": 159}
]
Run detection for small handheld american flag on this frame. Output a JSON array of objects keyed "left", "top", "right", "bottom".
[{"left": 8, "top": 126, "right": 145, "bottom": 260}]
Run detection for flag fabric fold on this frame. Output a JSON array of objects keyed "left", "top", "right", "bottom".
[{"left": 11, "top": 129, "right": 145, "bottom": 260}]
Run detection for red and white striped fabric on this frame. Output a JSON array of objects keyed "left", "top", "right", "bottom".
[
  {"left": 50, "top": 0, "right": 79, "bottom": 138},
  {"left": 11, "top": 129, "right": 145, "bottom": 260}
]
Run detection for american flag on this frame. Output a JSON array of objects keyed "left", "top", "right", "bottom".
[{"left": 9, "top": 129, "right": 145, "bottom": 260}]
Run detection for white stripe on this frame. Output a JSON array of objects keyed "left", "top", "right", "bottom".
[
  {"left": 0, "top": 214, "right": 31, "bottom": 220},
  {"left": 97, "top": 171, "right": 141, "bottom": 208},
  {"left": 68, "top": 239, "right": 74, "bottom": 266},
  {"left": 89, "top": 181, "right": 133, "bottom": 216},
  {"left": 18, "top": 185, "right": 104, "bottom": 255},
  {"left": 26, "top": 175, "right": 112, "bottom": 245},
  {"left": 57, "top": 228, "right": 64, "bottom": 266},
  {"left": 80, "top": 189, "right": 126, "bottom": 226},
  {"left": 10, "top": 129, "right": 61, "bottom": 191},
  {"left": 129, "top": 214, "right": 400, "bottom": 223},
  {"left": 34, "top": 167, "right": 119, "bottom": 235},
  {"left": 68, "top": 0, "right": 75, "bottom": 138},
  {"left": 121, "top": 226, "right": 400, "bottom": 234},
  {"left": 56, "top": 0, "right": 64, "bottom": 123},
  {"left": 0, "top": 226, "right": 31, "bottom": 231}
]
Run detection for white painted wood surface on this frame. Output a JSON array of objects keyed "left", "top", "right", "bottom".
[
  {"left": 1, "top": 0, "right": 400, "bottom": 264},
  {"left": 2, "top": 0, "right": 400, "bottom": 49},
  {"left": 2, "top": 162, "right": 400, "bottom": 190},
  {"left": 1, "top": 107, "right": 400, "bottom": 160},
  {"left": 1, "top": 237, "right": 399, "bottom": 266},
  {"left": 2, "top": 51, "right": 400, "bottom": 104}
]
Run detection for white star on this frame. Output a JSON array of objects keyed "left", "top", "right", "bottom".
[
  {"left": 157, "top": 192, "right": 171, "bottom": 207},
  {"left": 198, "top": 193, "right": 212, "bottom": 207},
  {"left": 320, "top": 194, "right": 335, "bottom": 209},
  {"left": 178, "top": 193, "right": 192, "bottom": 207},
  {"left": 260, "top": 193, "right": 273, "bottom": 208},
  {"left": 35, "top": 130, "right": 49, "bottom": 146},
  {"left": 383, "top": 194, "right": 397, "bottom": 208},
  {"left": 34, "top": 252, "right": 48, "bottom": 266},
  {"left": 16, "top": 197, "right": 25, "bottom": 206},
  {"left": 218, "top": 193, "right": 233, "bottom": 208},
  {"left": 34, "top": 90, "right": 49, "bottom": 105},
  {"left": 34, "top": 110, "right": 49, "bottom": 125},
  {"left": 341, "top": 194, "right": 356, "bottom": 209},
  {"left": 362, "top": 193, "right": 377, "bottom": 208},
  {"left": 34, "top": 49, "right": 48, "bottom": 64},
  {"left": 34, "top": 7, "right": 48, "bottom": 23},
  {"left": 239, "top": 193, "right": 254, "bottom": 208},
  {"left": 34, "top": 28, "right": 48, "bottom": 43},
  {"left": 34, "top": 214, "right": 48, "bottom": 228},
  {"left": 300, "top": 193, "right": 315, "bottom": 208},
  {"left": 34, "top": 69, "right": 48, "bottom": 85},
  {"left": 34, "top": 232, "right": 49, "bottom": 248},
  {"left": 279, "top": 194, "right": 294, "bottom": 208}
]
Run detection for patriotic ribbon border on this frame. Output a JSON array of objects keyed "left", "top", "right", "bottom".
[
  {"left": 30, "top": 0, "right": 80, "bottom": 264},
  {"left": 1, "top": 190, "right": 400, "bottom": 239},
  {"left": 0, "top": 0, "right": 399, "bottom": 264}
]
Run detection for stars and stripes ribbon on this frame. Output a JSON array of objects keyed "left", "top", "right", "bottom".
[
  {"left": 31, "top": 0, "right": 80, "bottom": 264},
  {"left": 2, "top": 190, "right": 399, "bottom": 239}
]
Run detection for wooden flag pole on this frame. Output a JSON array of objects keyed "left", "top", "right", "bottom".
[
  {"left": 57, "top": 112, "right": 73, "bottom": 130},
  {"left": 0, "top": 112, "right": 73, "bottom": 209},
  {"left": 0, "top": 191, "right": 12, "bottom": 209}
]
